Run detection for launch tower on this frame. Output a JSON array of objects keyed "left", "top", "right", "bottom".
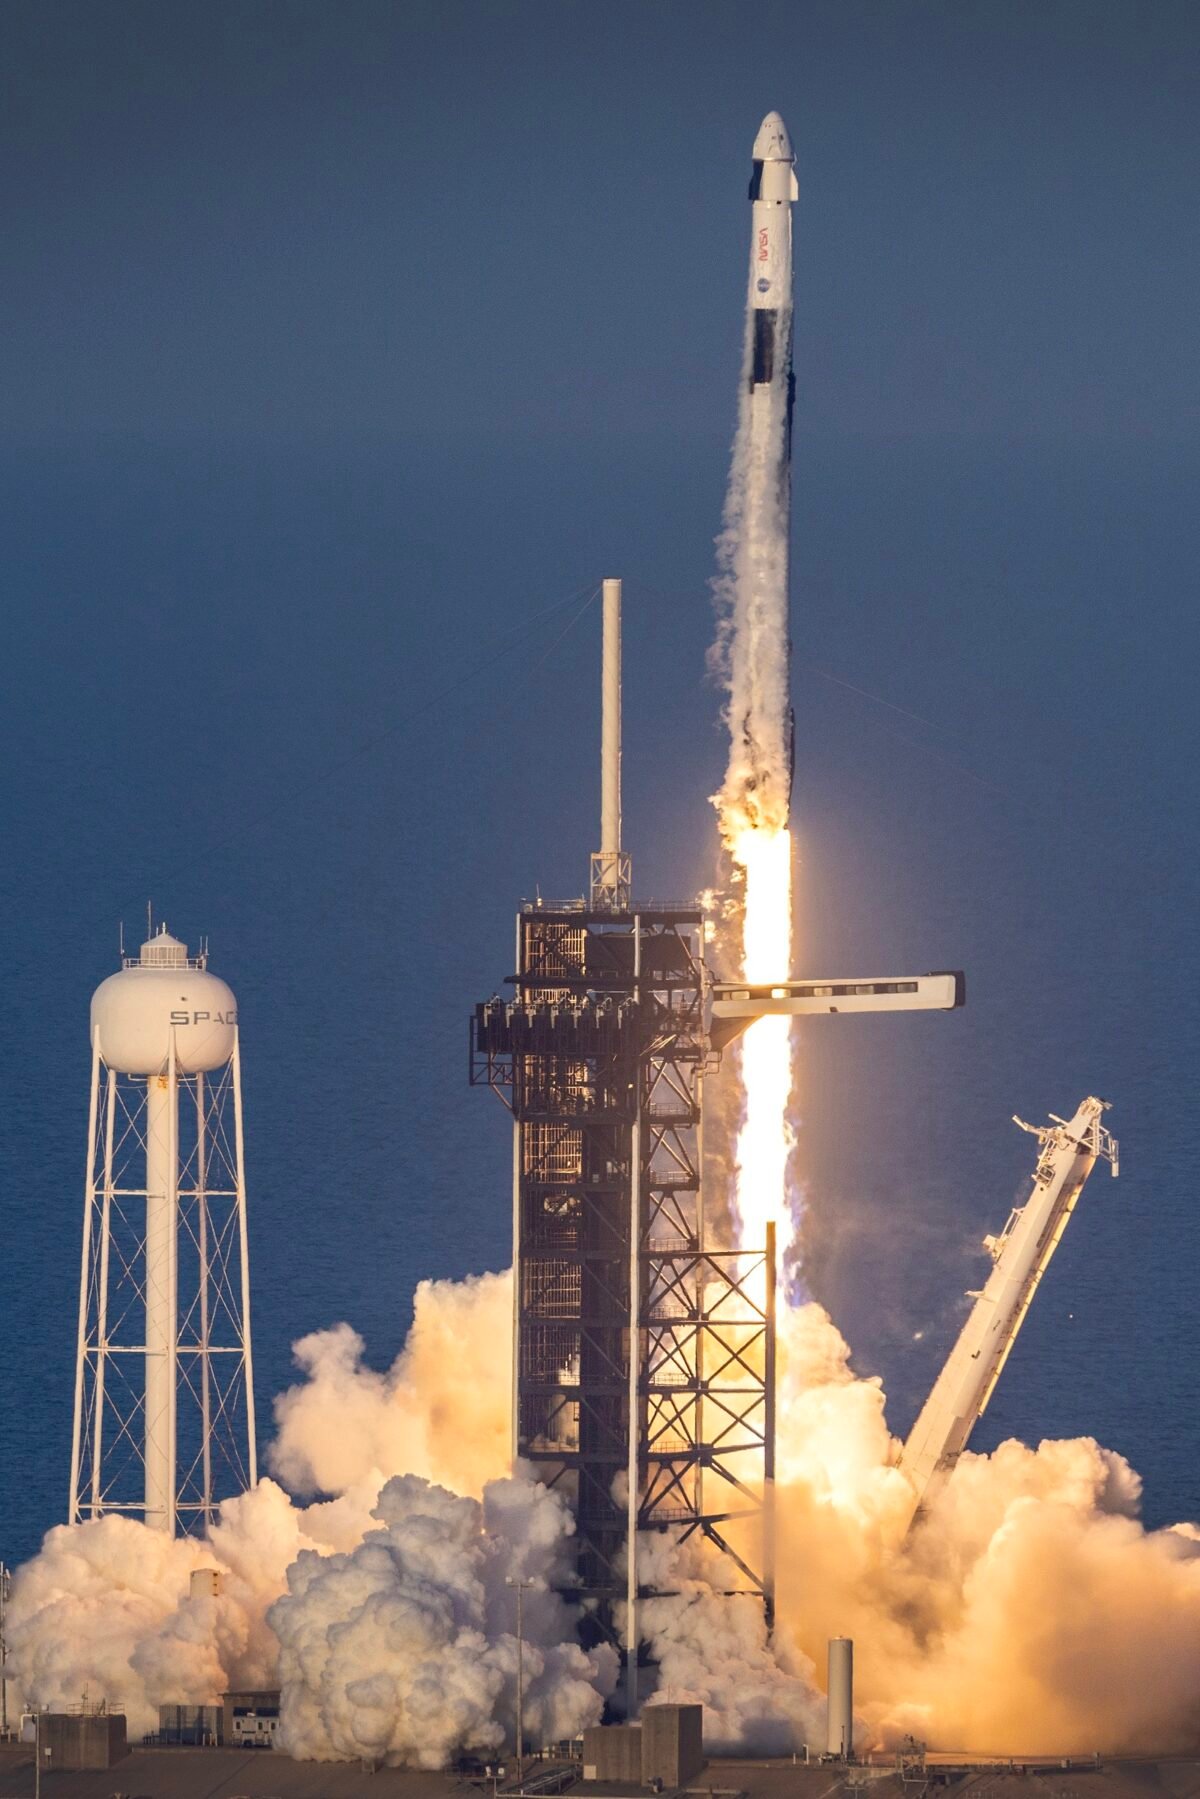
[
  {"left": 70, "top": 926, "right": 257, "bottom": 1533},
  {"left": 472, "top": 582, "right": 777, "bottom": 1711}
]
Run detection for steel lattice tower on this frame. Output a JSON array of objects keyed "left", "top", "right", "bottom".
[{"left": 471, "top": 582, "right": 776, "bottom": 1713}]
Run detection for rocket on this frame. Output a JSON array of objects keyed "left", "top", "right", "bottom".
[
  {"left": 713, "top": 110, "right": 799, "bottom": 837},
  {"left": 746, "top": 110, "right": 798, "bottom": 809},
  {"left": 748, "top": 110, "right": 798, "bottom": 402}
]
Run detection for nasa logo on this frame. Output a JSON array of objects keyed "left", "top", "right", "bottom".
[
  {"left": 757, "top": 278, "right": 771, "bottom": 293},
  {"left": 757, "top": 228, "right": 770, "bottom": 261},
  {"left": 169, "top": 1009, "right": 238, "bottom": 1026}
]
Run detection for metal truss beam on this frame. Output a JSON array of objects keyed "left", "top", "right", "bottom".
[{"left": 472, "top": 904, "right": 775, "bottom": 1714}]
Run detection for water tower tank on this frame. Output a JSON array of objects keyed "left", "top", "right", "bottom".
[{"left": 91, "top": 926, "right": 237, "bottom": 1074}]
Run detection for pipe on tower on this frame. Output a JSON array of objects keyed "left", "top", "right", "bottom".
[{"left": 826, "top": 1637, "right": 853, "bottom": 1758}]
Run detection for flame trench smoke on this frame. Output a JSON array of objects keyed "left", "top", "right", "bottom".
[{"left": 8, "top": 1274, "right": 1200, "bottom": 1757}]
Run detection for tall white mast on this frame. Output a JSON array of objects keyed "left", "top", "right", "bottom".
[{"left": 590, "top": 578, "right": 631, "bottom": 911}]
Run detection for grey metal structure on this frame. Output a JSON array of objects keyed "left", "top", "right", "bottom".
[
  {"left": 471, "top": 576, "right": 775, "bottom": 1714},
  {"left": 471, "top": 902, "right": 776, "bottom": 1708}
]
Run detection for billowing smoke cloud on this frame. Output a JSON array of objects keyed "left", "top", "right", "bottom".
[
  {"left": 270, "top": 1472, "right": 615, "bottom": 1767},
  {"left": 635, "top": 1531, "right": 823, "bottom": 1754},
  {"left": 2, "top": 1479, "right": 361, "bottom": 1736},
  {"left": 8, "top": 1264, "right": 1200, "bottom": 1760},
  {"left": 768, "top": 1300, "right": 1200, "bottom": 1756},
  {"left": 3, "top": 1272, "right": 514, "bottom": 1743},
  {"left": 269, "top": 1270, "right": 512, "bottom": 1501}
]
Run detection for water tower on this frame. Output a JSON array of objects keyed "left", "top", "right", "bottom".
[{"left": 69, "top": 925, "right": 257, "bottom": 1533}]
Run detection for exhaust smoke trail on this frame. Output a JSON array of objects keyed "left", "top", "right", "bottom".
[{"left": 710, "top": 112, "right": 798, "bottom": 1266}]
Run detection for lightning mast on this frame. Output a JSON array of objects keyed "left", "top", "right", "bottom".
[
  {"left": 898, "top": 1095, "right": 1118, "bottom": 1527},
  {"left": 70, "top": 926, "right": 257, "bottom": 1533}
]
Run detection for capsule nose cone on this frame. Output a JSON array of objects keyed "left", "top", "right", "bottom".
[{"left": 753, "top": 110, "right": 794, "bottom": 162}]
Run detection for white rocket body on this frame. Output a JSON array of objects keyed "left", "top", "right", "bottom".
[
  {"left": 724, "top": 110, "right": 798, "bottom": 832},
  {"left": 899, "top": 1097, "right": 1118, "bottom": 1524},
  {"left": 747, "top": 110, "right": 796, "bottom": 469},
  {"left": 749, "top": 110, "right": 798, "bottom": 372}
]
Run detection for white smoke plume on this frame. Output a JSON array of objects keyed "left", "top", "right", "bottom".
[
  {"left": 615, "top": 1296, "right": 1200, "bottom": 1759},
  {"left": 635, "top": 1531, "right": 824, "bottom": 1754},
  {"left": 3, "top": 1273, "right": 515, "bottom": 1743},
  {"left": 768, "top": 1300, "right": 1200, "bottom": 1756},
  {"left": 270, "top": 1472, "right": 615, "bottom": 1767},
  {"left": 7, "top": 1264, "right": 1200, "bottom": 1758},
  {"left": 2, "top": 1478, "right": 363, "bottom": 1736},
  {"left": 268, "top": 1270, "right": 513, "bottom": 1501}
]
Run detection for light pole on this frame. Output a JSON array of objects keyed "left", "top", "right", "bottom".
[
  {"left": 505, "top": 1577, "right": 535, "bottom": 1784},
  {"left": 0, "top": 1561, "right": 9, "bottom": 1737}
]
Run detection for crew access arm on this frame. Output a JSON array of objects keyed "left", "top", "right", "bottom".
[{"left": 898, "top": 1096, "right": 1118, "bottom": 1528}]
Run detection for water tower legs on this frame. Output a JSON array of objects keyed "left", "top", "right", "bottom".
[{"left": 143, "top": 1052, "right": 177, "bottom": 1533}]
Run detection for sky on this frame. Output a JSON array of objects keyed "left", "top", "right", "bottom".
[{"left": 1, "top": 0, "right": 1197, "bottom": 1564}]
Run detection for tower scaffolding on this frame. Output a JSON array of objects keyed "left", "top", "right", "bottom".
[
  {"left": 472, "top": 578, "right": 776, "bottom": 1712},
  {"left": 471, "top": 899, "right": 776, "bottom": 1708}
]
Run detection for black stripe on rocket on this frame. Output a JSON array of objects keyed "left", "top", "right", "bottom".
[{"left": 750, "top": 314, "right": 796, "bottom": 460}]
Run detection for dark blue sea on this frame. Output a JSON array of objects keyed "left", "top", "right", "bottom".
[{"left": 1, "top": 431, "right": 1195, "bottom": 1568}]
